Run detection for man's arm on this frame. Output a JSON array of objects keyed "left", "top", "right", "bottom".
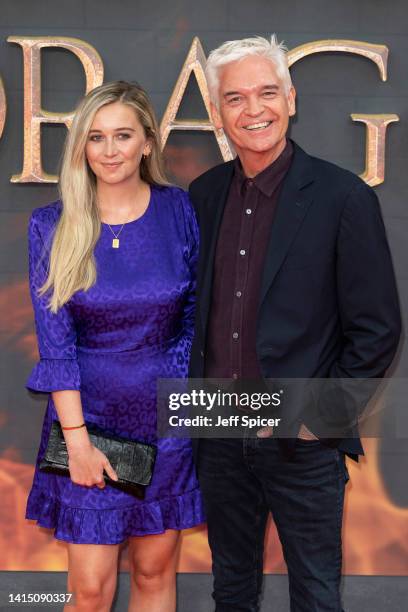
[
  {"left": 332, "top": 181, "right": 401, "bottom": 380},
  {"left": 305, "top": 182, "right": 402, "bottom": 439}
]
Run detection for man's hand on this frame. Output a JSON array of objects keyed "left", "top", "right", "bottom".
[
  {"left": 256, "top": 426, "right": 274, "bottom": 438},
  {"left": 256, "top": 424, "right": 319, "bottom": 439},
  {"left": 297, "top": 424, "right": 318, "bottom": 440}
]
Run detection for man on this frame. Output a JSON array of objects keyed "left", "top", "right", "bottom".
[{"left": 188, "top": 36, "right": 401, "bottom": 611}]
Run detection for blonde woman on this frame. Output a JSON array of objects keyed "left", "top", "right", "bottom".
[{"left": 25, "top": 81, "right": 204, "bottom": 612}]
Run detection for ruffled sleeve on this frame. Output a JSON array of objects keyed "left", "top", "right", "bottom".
[{"left": 26, "top": 204, "right": 81, "bottom": 393}]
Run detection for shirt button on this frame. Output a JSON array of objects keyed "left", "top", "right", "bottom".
[
  {"left": 240, "top": 249, "right": 246, "bottom": 256},
  {"left": 246, "top": 208, "right": 252, "bottom": 215},
  {"left": 248, "top": 180, "right": 253, "bottom": 187},
  {"left": 232, "top": 373, "right": 238, "bottom": 380},
  {"left": 232, "top": 332, "right": 239, "bottom": 340},
  {"left": 236, "top": 291, "right": 242, "bottom": 298}
]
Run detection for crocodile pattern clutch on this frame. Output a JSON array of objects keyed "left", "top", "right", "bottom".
[{"left": 39, "top": 421, "right": 157, "bottom": 499}]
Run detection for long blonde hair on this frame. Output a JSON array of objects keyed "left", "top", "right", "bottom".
[{"left": 40, "top": 81, "right": 169, "bottom": 312}]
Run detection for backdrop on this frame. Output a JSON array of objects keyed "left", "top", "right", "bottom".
[{"left": 0, "top": 0, "right": 407, "bottom": 575}]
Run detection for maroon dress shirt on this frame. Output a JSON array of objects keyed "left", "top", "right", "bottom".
[{"left": 205, "top": 140, "right": 294, "bottom": 379}]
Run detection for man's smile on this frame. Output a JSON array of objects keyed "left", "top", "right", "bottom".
[{"left": 243, "top": 120, "right": 272, "bottom": 131}]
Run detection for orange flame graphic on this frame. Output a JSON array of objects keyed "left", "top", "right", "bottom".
[{"left": 1, "top": 439, "right": 407, "bottom": 573}]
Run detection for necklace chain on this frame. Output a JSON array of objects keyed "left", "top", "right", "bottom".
[{"left": 106, "top": 223, "right": 126, "bottom": 240}]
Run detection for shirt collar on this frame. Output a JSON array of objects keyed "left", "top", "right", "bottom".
[{"left": 233, "top": 139, "right": 294, "bottom": 197}]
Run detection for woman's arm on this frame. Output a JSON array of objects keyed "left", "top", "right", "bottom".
[
  {"left": 27, "top": 206, "right": 117, "bottom": 488},
  {"left": 180, "top": 191, "right": 199, "bottom": 339}
]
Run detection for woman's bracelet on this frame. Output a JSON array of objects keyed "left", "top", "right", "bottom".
[{"left": 61, "top": 423, "right": 86, "bottom": 431}]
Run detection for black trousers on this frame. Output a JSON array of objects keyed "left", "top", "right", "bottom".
[{"left": 197, "top": 435, "right": 349, "bottom": 612}]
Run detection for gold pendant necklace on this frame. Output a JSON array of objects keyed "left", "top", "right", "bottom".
[
  {"left": 106, "top": 223, "right": 126, "bottom": 248},
  {"left": 100, "top": 191, "right": 149, "bottom": 248}
]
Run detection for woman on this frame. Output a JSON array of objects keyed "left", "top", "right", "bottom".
[{"left": 26, "top": 81, "right": 205, "bottom": 612}]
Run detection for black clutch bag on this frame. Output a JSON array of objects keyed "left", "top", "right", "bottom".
[{"left": 39, "top": 421, "right": 157, "bottom": 499}]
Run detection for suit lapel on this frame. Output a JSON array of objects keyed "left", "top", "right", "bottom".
[
  {"left": 258, "top": 144, "right": 315, "bottom": 309},
  {"left": 199, "top": 162, "right": 234, "bottom": 331}
]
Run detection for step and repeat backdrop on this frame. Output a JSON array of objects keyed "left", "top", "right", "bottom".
[{"left": 0, "top": 0, "right": 407, "bottom": 574}]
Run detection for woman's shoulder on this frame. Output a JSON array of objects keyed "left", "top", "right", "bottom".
[
  {"left": 28, "top": 200, "right": 62, "bottom": 247},
  {"left": 153, "top": 184, "right": 188, "bottom": 203},
  {"left": 30, "top": 199, "right": 62, "bottom": 227},
  {"left": 153, "top": 185, "right": 198, "bottom": 248},
  {"left": 153, "top": 184, "right": 194, "bottom": 217}
]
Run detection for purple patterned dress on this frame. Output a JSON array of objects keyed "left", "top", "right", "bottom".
[{"left": 25, "top": 185, "right": 205, "bottom": 544}]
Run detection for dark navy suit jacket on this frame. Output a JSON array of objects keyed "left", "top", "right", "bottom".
[{"left": 188, "top": 141, "right": 401, "bottom": 457}]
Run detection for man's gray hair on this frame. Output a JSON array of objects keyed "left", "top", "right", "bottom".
[{"left": 205, "top": 35, "right": 292, "bottom": 107}]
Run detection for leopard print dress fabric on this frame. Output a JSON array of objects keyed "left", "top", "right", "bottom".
[{"left": 25, "top": 186, "right": 205, "bottom": 544}]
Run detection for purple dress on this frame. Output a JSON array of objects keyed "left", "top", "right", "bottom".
[{"left": 25, "top": 185, "right": 205, "bottom": 544}]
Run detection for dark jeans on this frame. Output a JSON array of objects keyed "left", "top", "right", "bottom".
[{"left": 197, "top": 435, "right": 349, "bottom": 612}]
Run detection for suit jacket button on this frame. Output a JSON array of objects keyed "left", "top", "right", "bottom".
[{"left": 200, "top": 350, "right": 204, "bottom": 357}]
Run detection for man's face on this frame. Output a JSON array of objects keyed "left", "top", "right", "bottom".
[{"left": 212, "top": 55, "right": 296, "bottom": 164}]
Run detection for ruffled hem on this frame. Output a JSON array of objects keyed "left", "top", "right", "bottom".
[
  {"left": 26, "top": 358, "right": 81, "bottom": 393},
  {"left": 26, "top": 486, "right": 206, "bottom": 544}
]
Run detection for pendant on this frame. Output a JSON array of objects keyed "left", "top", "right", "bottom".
[{"left": 112, "top": 238, "right": 120, "bottom": 248}]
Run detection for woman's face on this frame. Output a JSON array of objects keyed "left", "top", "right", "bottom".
[{"left": 85, "top": 101, "right": 151, "bottom": 186}]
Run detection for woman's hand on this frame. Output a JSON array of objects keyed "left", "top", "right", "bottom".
[
  {"left": 65, "top": 433, "right": 118, "bottom": 488},
  {"left": 50, "top": 392, "right": 118, "bottom": 488}
]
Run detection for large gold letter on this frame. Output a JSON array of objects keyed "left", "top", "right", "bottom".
[
  {"left": 288, "top": 40, "right": 398, "bottom": 185},
  {"left": 0, "top": 77, "right": 6, "bottom": 140},
  {"left": 351, "top": 114, "right": 399, "bottom": 186},
  {"left": 160, "top": 37, "right": 234, "bottom": 161},
  {"left": 287, "top": 40, "right": 389, "bottom": 80},
  {"left": 7, "top": 36, "right": 104, "bottom": 183}
]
